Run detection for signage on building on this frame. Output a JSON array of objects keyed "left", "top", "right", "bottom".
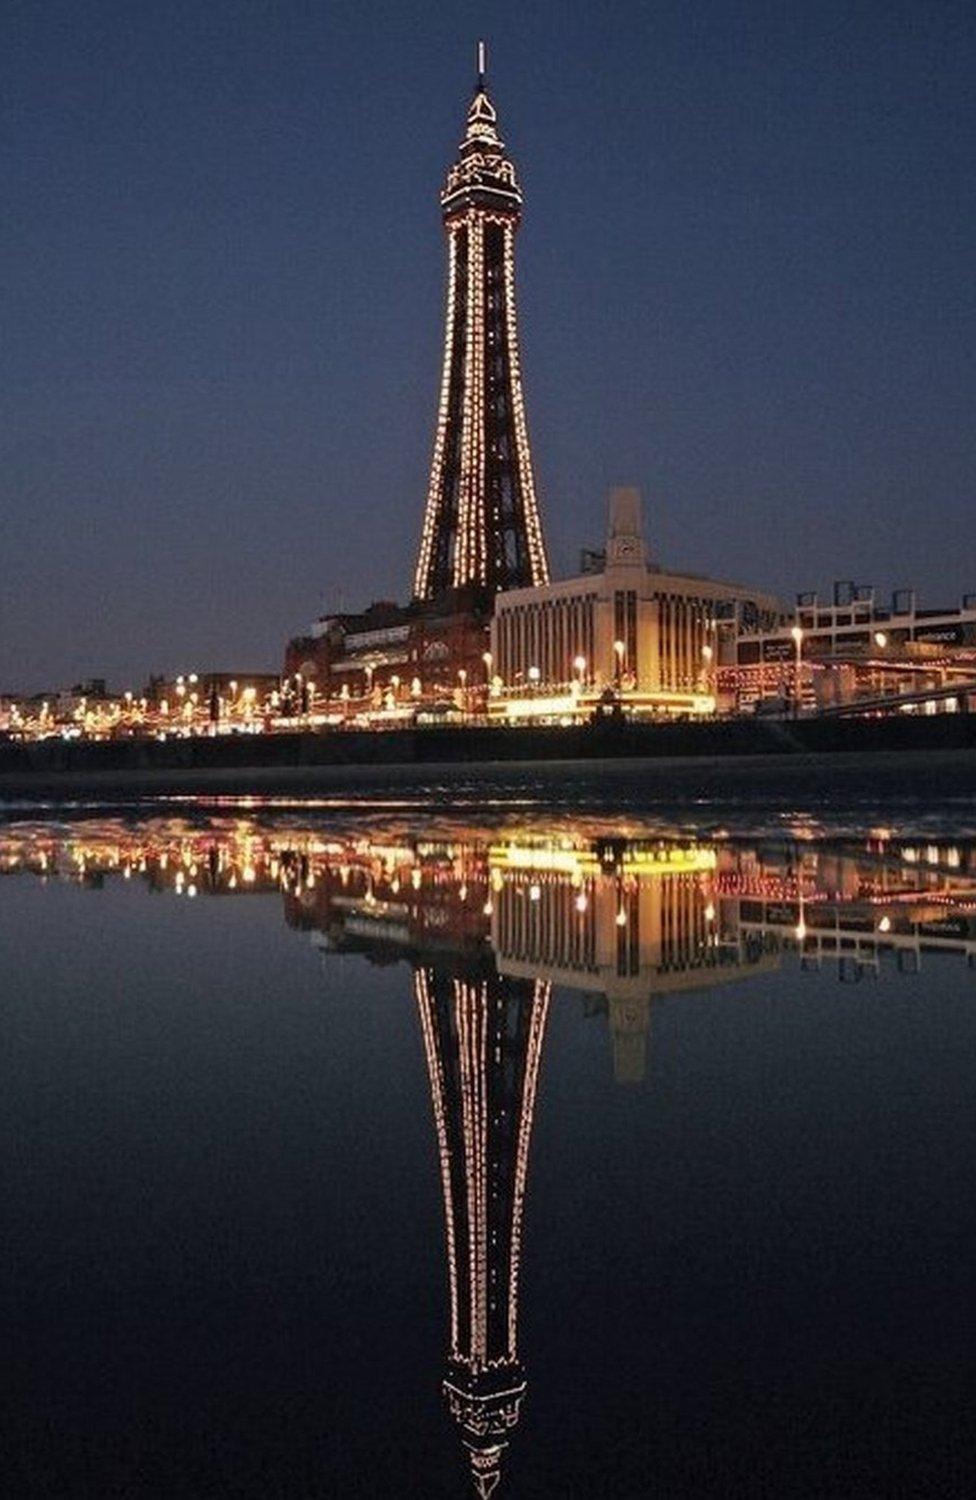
[
  {"left": 344, "top": 625, "right": 411, "bottom": 650},
  {"left": 913, "top": 622, "right": 967, "bottom": 645},
  {"left": 762, "top": 640, "right": 795, "bottom": 662}
]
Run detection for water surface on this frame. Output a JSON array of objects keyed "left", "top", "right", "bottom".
[{"left": 3, "top": 801, "right": 975, "bottom": 1497}]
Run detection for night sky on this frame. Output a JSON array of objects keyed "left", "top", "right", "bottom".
[{"left": 4, "top": 0, "right": 975, "bottom": 692}]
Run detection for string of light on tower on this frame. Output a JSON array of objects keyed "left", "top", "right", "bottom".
[{"left": 414, "top": 43, "right": 550, "bottom": 603}]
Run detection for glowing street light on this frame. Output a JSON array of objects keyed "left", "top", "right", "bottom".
[{"left": 790, "top": 625, "right": 804, "bottom": 718}]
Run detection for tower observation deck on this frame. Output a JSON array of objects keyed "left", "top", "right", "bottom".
[{"left": 414, "top": 44, "right": 550, "bottom": 604}]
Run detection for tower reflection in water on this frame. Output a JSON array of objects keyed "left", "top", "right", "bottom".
[
  {"left": 4, "top": 822, "right": 976, "bottom": 1494},
  {"left": 285, "top": 836, "right": 755, "bottom": 1493}
]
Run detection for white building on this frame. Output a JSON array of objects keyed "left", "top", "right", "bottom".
[{"left": 489, "top": 489, "right": 782, "bottom": 720}]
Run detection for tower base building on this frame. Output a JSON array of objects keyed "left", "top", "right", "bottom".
[{"left": 284, "top": 50, "right": 546, "bottom": 720}]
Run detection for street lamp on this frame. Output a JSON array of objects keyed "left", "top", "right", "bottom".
[
  {"left": 700, "top": 641, "right": 714, "bottom": 696},
  {"left": 790, "top": 625, "right": 804, "bottom": 718},
  {"left": 574, "top": 654, "right": 587, "bottom": 686},
  {"left": 613, "top": 639, "right": 625, "bottom": 687}
]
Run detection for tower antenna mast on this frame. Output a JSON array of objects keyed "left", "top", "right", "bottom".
[{"left": 477, "top": 39, "right": 487, "bottom": 89}]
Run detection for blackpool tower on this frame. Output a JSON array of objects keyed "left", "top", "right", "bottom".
[{"left": 414, "top": 45, "right": 550, "bottom": 604}]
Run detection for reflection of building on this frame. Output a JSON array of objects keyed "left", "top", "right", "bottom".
[
  {"left": 716, "top": 842, "right": 976, "bottom": 981},
  {"left": 490, "top": 489, "right": 782, "bottom": 722},
  {"left": 489, "top": 838, "right": 779, "bottom": 1082}
]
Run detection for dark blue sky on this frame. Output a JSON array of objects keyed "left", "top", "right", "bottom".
[{"left": 4, "top": 0, "right": 975, "bottom": 691}]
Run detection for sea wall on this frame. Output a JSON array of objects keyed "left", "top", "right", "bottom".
[{"left": 1, "top": 711, "right": 976, "bottom": 800}]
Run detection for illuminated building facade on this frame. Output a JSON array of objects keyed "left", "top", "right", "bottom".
[
  {"left": 284, "top": 600, "right": 489, "bottom": 720},
  {"left": 490, "top": 488, "right": 782, "bottom": 721},
  {"left": 723, "top": 581, "right": 976, "bottom": 715},
  {"left": 414, "top": 43, "right": 549, "bottom": 604}
]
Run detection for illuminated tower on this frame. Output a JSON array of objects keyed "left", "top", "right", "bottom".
[
  {"left": 414, "top": 44, "right": 549, "bottom": 604},
  {"left": 416, "top": 965, "right": 550, "bottom": 1497}
]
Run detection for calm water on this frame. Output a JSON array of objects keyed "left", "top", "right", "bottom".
[{"left": 3, "top": 796, "right": 975, "bottom": 1497}]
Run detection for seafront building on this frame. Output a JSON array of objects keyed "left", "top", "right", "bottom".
[
  {"left": 723, "top": 583, "right": 976, "bottom": 715},
  {"left": 489, "top": 488, "right": 782, "bottom": 721}
]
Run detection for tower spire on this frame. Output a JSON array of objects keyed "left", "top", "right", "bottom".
[{"left": 477, "top": 39, "right": 487, "bottom": 91}]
